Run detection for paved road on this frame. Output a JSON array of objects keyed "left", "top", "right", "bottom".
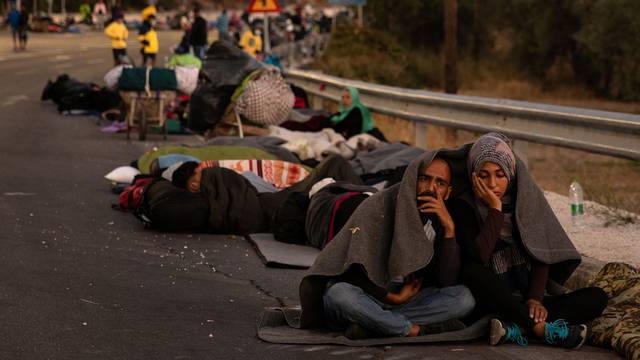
[{"left": 0, "top": 31, "right": 620, "bottom": 359}]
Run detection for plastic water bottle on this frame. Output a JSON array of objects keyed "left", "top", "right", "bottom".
[{"left": 569, "top": 179, "right": 585, "bottom": 226}]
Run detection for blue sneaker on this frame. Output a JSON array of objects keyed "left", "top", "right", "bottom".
[
  {"left": 544, "top": 319, "right": 587, "bottom": 349},
  {"left": 489, "top": 318, "right": 528, "bottom": 346}
]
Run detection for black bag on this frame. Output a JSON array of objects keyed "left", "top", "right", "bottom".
[
  {"left": 137, "top": 179, "right": 210, "bottom": 232},
  {"left": 188, "top": 39, "right": 264, "bottom": 132}
]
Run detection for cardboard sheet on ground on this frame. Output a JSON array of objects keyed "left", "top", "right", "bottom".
[
  {"left": 246, "top": 233, "right": 320, "bottom": 269},
  {"left": 257, "top": 307, "right": 491, "bottom": 346}
]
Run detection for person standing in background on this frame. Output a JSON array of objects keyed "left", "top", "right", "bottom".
[
  {"left": 216, "top": 9, "right": 229, "bottom": 37},
  {"left": 6, "top": 3, "right": 21, "bottom": 51},
  {"left": 189, "top": 6, "right": 207, "bottom": 60},
  {"left": 93, "top": 0, "right": 108, "bottom": 30},
  {"left": 17, "top": 4, "right": 29, "bottom": 51},
  {"left": 138, "top": 15, "right": 158, "bottom": 66},
  {"left": 104, "top": 12, "right": 128, "bottom": 65},
  {"left": 141, "top": 0, "right": 157, "bottom": 22},
  {"left": 79, "top": 0, "right": 92, "bottom": 25}
]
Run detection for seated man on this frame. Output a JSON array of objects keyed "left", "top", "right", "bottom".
[{"left": 298, "top": 152, "right": 475, "bottom": 339}]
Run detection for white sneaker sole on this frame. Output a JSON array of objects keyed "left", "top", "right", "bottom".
[
  {"left": 489, "top": 319, "right": 506, "bottom": 346},
  {"left": 570, "top": 325, "right": 588, "bottom": 350}
]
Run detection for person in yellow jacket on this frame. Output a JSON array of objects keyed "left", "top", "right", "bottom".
[
  {"left": 138, "top": 16, "right": 159, "bottom": 66},
  {"left": 240, "top": 27, "right": 262, "bottom": 58},
  {"left": 104, "top": 13, "right": 129, "bottom": 66},
  {"left": 141, "top": 3, "right": 157, "bottom": 21}
]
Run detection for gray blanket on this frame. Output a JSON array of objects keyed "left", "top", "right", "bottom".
[
  {"left": 349, "top": 142, "right": 426, "bottom": 175},
  {"left": 258, "top": 307, "right": 491, "bottom": 346},
  {"left": 299, "top": 144, "right": 581, "bottom": 328}
]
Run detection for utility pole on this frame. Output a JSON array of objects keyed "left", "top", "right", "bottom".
[{"left": 443, "top": 0, "right": 457, "bottom": 94}]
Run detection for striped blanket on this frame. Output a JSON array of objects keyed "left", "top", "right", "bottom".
[{"left": 198, "top": 159, "right": 310, "bottom": 189}]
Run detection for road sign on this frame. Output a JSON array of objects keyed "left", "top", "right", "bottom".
[{"left": 247, "top": 0, "right": 281, "bottom": 13}]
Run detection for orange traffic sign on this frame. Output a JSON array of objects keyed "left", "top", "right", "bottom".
[{"left": 247, "top": 0, "right": 281, "bottom": 13}]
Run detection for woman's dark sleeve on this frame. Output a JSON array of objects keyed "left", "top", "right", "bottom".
[
  {"left": 331, "top": 108, "right": 363, "bottom": 139},
  {"left": 528, "top": 261, "right": 549, "bottom": 302},
  {"left": 449, "top": 200, "right": 504, "bottom": 265}
]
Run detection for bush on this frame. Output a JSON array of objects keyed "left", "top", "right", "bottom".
[
  {"left": 313, "top": 27, "right": 441, "bottom": 89},
  {"left": 574, "top": 0, "right": 640, "bottom": 100}
]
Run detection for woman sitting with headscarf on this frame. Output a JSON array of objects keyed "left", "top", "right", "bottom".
[
  {"left": 329, "top": 87, "right": 386, "bottom": 141},
  {"left": 449, "top": 133, "right": 607, "bottom": 350}
]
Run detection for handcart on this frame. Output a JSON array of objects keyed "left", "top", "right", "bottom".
[{"left": 120, "top": 90, "right": 176, "bottom": 141}]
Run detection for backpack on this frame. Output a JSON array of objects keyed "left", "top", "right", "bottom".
[{"left": 116, "top": 175, "right": 155, "bottom": 211}]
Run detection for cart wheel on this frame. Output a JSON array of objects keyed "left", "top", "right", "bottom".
[{"left": 138, "top": 108, "right": 147, "bottom": 141}]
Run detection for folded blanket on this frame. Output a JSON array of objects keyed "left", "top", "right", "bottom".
[
  {"left": 137, "top": 145, "right": 278, "bottom": 174},
  {"left": 199, "top": 159, "right": 310, "bottom": 189}
]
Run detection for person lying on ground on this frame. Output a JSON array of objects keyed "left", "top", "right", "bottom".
[
  {"left": 166, "top": 155, "right": 362, "bottom": 235},
  {"left": 298, "top": 153, "right": 475, "bottom": 339},
  {"left": 449, "top": 132, "right": 607, "bottom": 350}
]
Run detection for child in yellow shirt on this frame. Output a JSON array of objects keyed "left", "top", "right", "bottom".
[
  {"left": 104, "top": 13, "right": 128, "bottom": 65},
  {"left": 138, "top": 15, "right": 159, "bottom": 66}
]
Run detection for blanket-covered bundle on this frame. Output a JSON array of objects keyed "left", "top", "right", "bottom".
[
  {"left": 589, "top": 262, "right": 640, "bottom": 360},
  {"left": 138, "top": 169, "right": 268, "bottom": 234},
  {"left": 138, "top": 179, "right": 210, "bottom": 232},
  {"left": 189, "top": 39, "right": 264, "bottom": 132},
  {"left": 118, "top": 67, "right": 178, "bottom": 92},
  {"left": 234, "top": 67, "right": 294, "bottom": 126},
  {"left": 200, "top": 167, "right": 269, "bottom": 235},
  {"left": 41, "top": 74, "right": 121, "bottom": 113}
]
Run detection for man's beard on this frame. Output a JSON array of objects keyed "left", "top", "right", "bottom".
[{"left": 417, "top": 190, "right": 440, "bottom": 227}]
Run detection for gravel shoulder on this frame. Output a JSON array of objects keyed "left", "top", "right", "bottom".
[{"left": 544, "top": 191, "right": 639, "bottom": 267}]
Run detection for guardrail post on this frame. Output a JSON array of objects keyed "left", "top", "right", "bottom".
[
  {"left": 512, "top": 139, "right": 529, "bottom": 168},
  {"left": 414, "top": 122, "right": 429, "bottom": 149},
  {"left": 311, "top": 95, "right": 323, "bottom": 110}
]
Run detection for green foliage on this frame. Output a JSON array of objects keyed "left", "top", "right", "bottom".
[
  {"left": 313, "top": 27, "right": 441, "bottom": 88},
  {"left": 354, "top": 0, "right": 640, "bottom": 100},
  {"left": 574, "top": 0, "right": 640, "bottom": 100}
]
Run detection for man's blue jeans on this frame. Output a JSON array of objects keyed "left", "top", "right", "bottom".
[{"left": 323, "top": 282, "right": 475, "bottom": 337}]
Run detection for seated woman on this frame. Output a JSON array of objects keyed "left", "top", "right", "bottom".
[
  {"left": 450, "top": 133, "right": 607, "bottom": 349},
  {"left": 329, "top": 87, "right": 386, "bottom": 141}
]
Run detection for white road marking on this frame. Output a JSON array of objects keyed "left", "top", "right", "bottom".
[
  {"left": 4, "top": 192, "right": 36, "bottom": 196},
  {"left": 2, "top": 95, "right": 28, "bottom": 107},
  {"left": 52, "top": 54, "right": 71, "bottom": 61},
  {"left": 16, "top": 69, "right": 35, "bottom": 76}
]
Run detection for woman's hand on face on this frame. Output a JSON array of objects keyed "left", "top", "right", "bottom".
[
  {"left": 471, "top": 172, "right": 502, "bottom": 211},
  {"left": 526, "top": 299, "right": 548, "bottom": 324}
]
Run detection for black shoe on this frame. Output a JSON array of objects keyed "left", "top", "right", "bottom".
[
  {"left": 344, "top": 323, "right": 373, "bottom": 340},
  {"left": 544, "top": 319, "right": 587, "bottom": 349},
  {"left": 418, "top": 319, "right": 466, "bottom": 336}
]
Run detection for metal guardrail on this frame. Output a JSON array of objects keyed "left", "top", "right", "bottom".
[
  {"left": 271, "top": 35, "right": 329, "bottom": 69},
  {"left": 283, "top": 69, "right": 640, "bottom": 161}
]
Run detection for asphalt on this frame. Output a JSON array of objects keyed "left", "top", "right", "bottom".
[{"left": 0, "top": 30, "right": 621, "bottom": 359}]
